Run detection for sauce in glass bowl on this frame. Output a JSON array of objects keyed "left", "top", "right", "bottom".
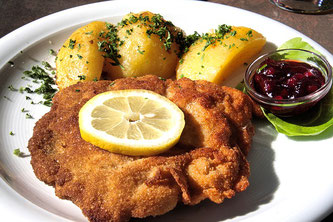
[
  {"left": 252, "top": 58, "right": 325, "bottom": 100},
  {"left": 244, "top": 49, "right": 332, "bottom": 117}
]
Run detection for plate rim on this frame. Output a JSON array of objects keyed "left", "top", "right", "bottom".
[{"left": 1, "top": 0, "right": 333, "bottom": 221}]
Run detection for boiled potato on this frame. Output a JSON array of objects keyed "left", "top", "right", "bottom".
[
  {"left": 176, "top": 26, "right": 266, "bottom": 85},
  {"left": 56, "top": 21, "right": 107, "bottom": 89},
  {"left": 103, "top": 11, "right": 182, "bottom": 80}
]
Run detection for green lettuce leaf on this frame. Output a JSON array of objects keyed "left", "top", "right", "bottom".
[{"left": 277, "top": 37, "right": 322, "bottom": 55}]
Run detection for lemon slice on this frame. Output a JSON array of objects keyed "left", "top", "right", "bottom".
[{"left": 79, "top": 89, "right": 185, "bottom": 156}]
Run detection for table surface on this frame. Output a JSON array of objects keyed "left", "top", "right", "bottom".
[{"left": 0, "top": 0, "right": 332, "bottom": 221}]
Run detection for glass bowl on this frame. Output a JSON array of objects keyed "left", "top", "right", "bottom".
[{"left": 244, "top": 49, "right": 332, "bottom": 117}]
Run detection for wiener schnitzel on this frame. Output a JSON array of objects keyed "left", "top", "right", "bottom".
[{"left": 28, "top": 75, "right": 258, "bottom": 222}]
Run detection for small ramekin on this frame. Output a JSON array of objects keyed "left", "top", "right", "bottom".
[{"left": 244, "top": 49, "right": 332, "bottom": 117}]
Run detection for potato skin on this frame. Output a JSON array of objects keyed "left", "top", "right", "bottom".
[
  {"left": 56, "top": 21, "right": 107, "bottom": 89},
  {"left": 176, "top": 26, "right": 266, "bottom": 85},
  {"left": 103, "top": 12, "right": 181, "bottom": 80}
]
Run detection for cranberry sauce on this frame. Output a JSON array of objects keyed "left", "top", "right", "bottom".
[{"left": 252, "top": 58, "right": 325, "bottom": 100}]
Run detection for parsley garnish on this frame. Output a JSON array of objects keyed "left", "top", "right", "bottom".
[
  {"left": 49, "top": 49, "right": 56, "bottom": 56},
  {"left": 78, "top": 75, "right": 86, "bottom": 80},
  {"left": 22, "top": 65, "right": 57, "bottom": 106},
  {"left": 8, "top": 85, "right": 17, "bottom": 91},
  {"left": 69, "top": 39, "right": 76, "bottom": 49},
  {"left": 230, "top": 30, "right": 237, "bottom": 36},
  {"left": 98, "top": 23, "right": 122, "bottom": 66},
  {"left": 246, "top": 30, "right": 253, "bottom": 37},
  {"left": 25, "top": 113, "right": 33, "bottom": 119},
  {"left": 137, "top": 46, "right": 145, "bottom": 54},
  {"left": 13, "top": 148, "right": 23, "bottom": 157}
]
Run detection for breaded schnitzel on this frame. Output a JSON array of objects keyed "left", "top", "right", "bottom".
[{"left": 28, "top": 75, "right": 258, "bottom": 222}]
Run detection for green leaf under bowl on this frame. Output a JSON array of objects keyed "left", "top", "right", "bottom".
[{"left": 262, "top": 86, "right": 333, "bottom": 136}]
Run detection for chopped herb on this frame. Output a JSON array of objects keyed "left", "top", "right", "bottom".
[
  {"left": 201, "top": 53, "right": 205, "bottom": 61},
  {"left": 69, "top": 39, "right": 76, "bottom": 49},
  {"left": 13, "top": 148, "right": 23, "bottom": 157},
  {"left": 26, "top": 113, "right": 33, "bottom": 119},
  {"left": 77, "top": 54, "right": 83, "bottom": 59},
  {"left": 246, "top": 30, "right": 253, "bottom": 37},
  {"left": 244, "top": 62, "right": 248, "bottom": 66},
  {"left": 49, "top": 49, "right": 56, "bottom": 56},
  {"left": 8, "top": 61, "right": 14, "bottom": 66},
  {"left": 229, "top": 43, "right": 235, "bottom": 49},
  {"left": 257, "top": 63, "right": 267, "bottom": 72},
  {"left": 8, "top": 85, "right": 17, "bottom": 91},
  {"left": 42, "top": 61, "right": 52, "bottom": 70},
  {"left": 126, "top": 28, "right": 133, "bottom": 35},
  {"left": 202, "top": 24, "right": 232, "bottom": 51},
  {"left": 75, "top": 89, "right": 80, "bottom": 92},
  {"left": 230, "top": 30, "right": 237, "bottom": 36},
  {"left": 9, "top": 131, "right": 14, "bottom": 136},
  {"left": 86, "top": 61, "right": 89, "bottom": 64},
  {"left": 180, "top": 74, "right": 184, "bottom": 78},
  {"left": 43, "top": 100, "right": 52, "bottom": 107},
  {"left": 25, "top": 96, "right": 32, "bottom": 100},
  {"left": 240, "top": 38, "right": 248, "bottom": 41},
  {"left": 93, "top": 77, "right": 98, "bottom": 82},
  {"left": 137, "top": 46, "right": 145, "bottom": 54},
  {"left": 77, "top": 44, "right": 81, "bottom": 51},
  {"left": 109, "top": 82, "right": 115, "bottom": 86},
  {"left": 78, "top": 75, "right": 86, "bottom": 80},
  {"left": 21, "top": 108, "right": 28, "bottom": 112},
  {"left": 23, "top": 87, "right": 34, "bottom": 93},
  {"left": 158, "top": 77, "right": 166, "bottom": 81},
  {"left": 85, "top": 31, "right": 93, "bottom": 35}
]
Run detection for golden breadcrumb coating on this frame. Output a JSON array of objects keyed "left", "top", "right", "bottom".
[{"left": 28, "top": 75, "right": 259, "bottom": 222}]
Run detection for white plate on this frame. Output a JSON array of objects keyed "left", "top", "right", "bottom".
[{"left": 1, "top": 0, "right": 333, "bottom": 221}]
